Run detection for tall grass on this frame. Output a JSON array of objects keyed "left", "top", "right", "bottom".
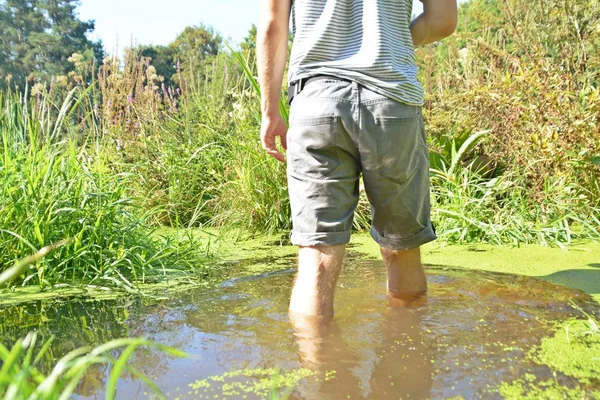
[
  {"left": 428, "top": 129, "right": 600, "bottom": 245},
  {"left": 431, "top": 166, "right": 600, "bottom": 246},
  {"left": 0, "top": 332, "right": 186, "bottom": 400},
  {"left": 0, "top": 89, "right": 208, "bottom": 290}
]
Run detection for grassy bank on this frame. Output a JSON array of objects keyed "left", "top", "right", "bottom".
[{"left": 0, "top": 90, "right": 212, "bottom": 293}]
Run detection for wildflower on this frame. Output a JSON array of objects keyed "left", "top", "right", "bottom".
[{"left": 31, "top": 83, "right": 45, "bottom": 96}]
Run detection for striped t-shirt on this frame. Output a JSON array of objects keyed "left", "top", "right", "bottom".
[{"left": 288, "top": 0, "right": 424, "bottom": 106}]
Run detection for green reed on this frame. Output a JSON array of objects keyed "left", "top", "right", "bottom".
[
  {"left": 0, "top": 89, "right": 208, "bottom": 290},
  {"left": 430, "top": 158, "right": 600, "bottom": 246},
  {"left": 0, "top": 332, "right": 186, "bottom": 400}
]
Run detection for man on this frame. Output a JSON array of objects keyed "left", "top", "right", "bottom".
[{"left": 257, "top": 0, "right": 457, "bottom": 318}]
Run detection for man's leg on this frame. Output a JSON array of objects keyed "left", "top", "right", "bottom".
[
  {"left": 380, "top": 246, "right": 427, "bottom": 299},
  {"left": 289, "top": 245, "right": 345, "bottom": 317}
]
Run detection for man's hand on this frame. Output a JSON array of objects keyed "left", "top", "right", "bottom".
[
  {"left": 260, "top": 112, "right": 287, "bottom": 163},
  {"left": 257, "top": 0, "right": 291, "bottom": 162}
]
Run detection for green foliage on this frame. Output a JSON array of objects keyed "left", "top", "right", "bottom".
[
  {"left": 0, "top": 89, "right": 208, "bottom": 290},
  {"left": 0, "top": 332, "right": 186, "bottom": 400},
  {"left": 138, "top": 45, "right": 177, "bottom": 87},
  {"left": 430, "top": 166, "right": 600, "bottom": 246},
  {"left": 134, "top": 24, "right": 223, "bottom": 87},
  {"left": 240, "top": 25, "right": 258, "bottom": 75},
  {"left": 170, "top": 24, "right": 222, "bottom": 82},
  {"left": 421, "top": 0, "right": 600, "bottom": 207},
  {"left": 241, "top": 24, "right": 258, "bottom": 55},
  {"left": 0, "top": 0, "right": 103, "bottom": 88},
  {"left": 0, "top": 240, "right": 70, "bottom": 288},
  {"left": 2, "top": 0, "right": 600, "bottom": 276}
]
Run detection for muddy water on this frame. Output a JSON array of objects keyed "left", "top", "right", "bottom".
[{"left": 1, "top": 260, "right": 598, "bottom": 399}]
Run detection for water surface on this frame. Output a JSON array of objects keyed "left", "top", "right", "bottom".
[{"left": 1, "top": 260, "right": 598, "bottom": 399}]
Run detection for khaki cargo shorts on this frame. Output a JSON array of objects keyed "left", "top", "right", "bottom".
[{"left": 286, "top": 77, "right": 437, "bottom": 250}]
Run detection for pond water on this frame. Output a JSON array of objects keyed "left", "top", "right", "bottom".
[{"left": 1, "top": 259, "right": 598, "bottom": 399}]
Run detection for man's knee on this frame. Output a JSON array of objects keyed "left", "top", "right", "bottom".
[
  {"left": 297, "top": 245, "right": 345, "bottom": 276},
  {"left": 380, "top": 246, "right": 420, "bottom": 263}
]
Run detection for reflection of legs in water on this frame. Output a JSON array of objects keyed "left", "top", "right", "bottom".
[
  {"left": 369, "top": 298, "right": 433, "bottom": 399},
  {"left": 289, "top": 312, "right": 362, "bottom": 399},
  {"left": 289, "top": 245, "right": 345, "bottom": 317},
  {"left": 288, "top": 244, "right": 431, "bottom": 398},
  {"left": 377, "top": 246, "right": 432, "bottom": 397},
  {"left": 381, "top": 246, "right": 427, "bottom": 299},
  {"left": 289, "top": 313, "right": 337, "bottom": 369},
  {"left": 289, "top": 285, "right": 432, "bottom": 399}
]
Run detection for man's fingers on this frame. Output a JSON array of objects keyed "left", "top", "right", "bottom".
[
  {"left": 262, "top": 140, "right": 285, "bottom": 162},
  {"left": 260, "top": 115, "right": 287, "bottom": 163},
  {"left": 267, "top": 149, "right": 285, "bottom": 163},
  {"left": 261, "top": 133, "right": 286, "bottom": 163}
]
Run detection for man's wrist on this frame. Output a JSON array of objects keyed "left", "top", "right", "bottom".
[{"left": 261, "top": 103, "right": 281, "bottom": 118}]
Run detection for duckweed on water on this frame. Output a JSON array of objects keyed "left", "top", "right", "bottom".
[
  {"left": 532, "top": 322, "right": 600, "bottom": 383},
  {"left": 187, "top": 368, "right": 316, "bottom": 398},
  {"left": 499, "top": 310, "right": 600, "bottom": 399},
  {"left": 499, "top": 374, "right": 598, "bottom": 400}
]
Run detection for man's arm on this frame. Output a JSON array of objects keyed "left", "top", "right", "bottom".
[
  {"left": 257, "top": 0, "right": 292, "bottom": 163},
  {"left": 410, "top": 0, "right": 458, "bottom": 47}
]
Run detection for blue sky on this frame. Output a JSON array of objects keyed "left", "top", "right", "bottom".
[{"left": 78, "top": 0, "right": 425, "bottom": 55}]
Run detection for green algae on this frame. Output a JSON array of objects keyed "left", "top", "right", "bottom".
[
  {"left": 0, "top": 273, "right": 213, "bottom": 307},
  {"left": 212, "top": 230, "right": 600, "bottom": 303},
  {"left": 348, "top": 234, "right": 600, "bottom": 303},
  {"left": 497, "top": 310, "right": 600, "bottom": 399},
  {"left": 186, "top": 368, "right": 315, "bottom": 399},
  {"left": 532, "top": 323, "right": 600, "bottom": 383},
  {"left": 499, "top": 373, "right": 598, "bottom": 400}
]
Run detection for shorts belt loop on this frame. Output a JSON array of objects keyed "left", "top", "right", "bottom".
[
  {"left": 352, "top": 81, "right": 360, "bottom": 104},
  {"left": 288, "top": 78, "right": 307, "bottom": 105}
]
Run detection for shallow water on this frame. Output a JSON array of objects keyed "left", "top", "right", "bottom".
[{"left": 1, "top": 259, "right": 598, "bottom": 399}]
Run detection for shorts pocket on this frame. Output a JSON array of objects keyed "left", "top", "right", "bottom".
[
  {"left": 288, "top": 116, "right": 341, "bottom": 179},
  {"left": 375, "top": 114, "right": 427, "bottom": 185}
]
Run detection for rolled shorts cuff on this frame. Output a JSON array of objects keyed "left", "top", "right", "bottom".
[
  {"left": 290, "top": 231, "right": 352, "bottom": 247},
  {"left": 370, "top": 223, "right": 437, "bottom": 250}
]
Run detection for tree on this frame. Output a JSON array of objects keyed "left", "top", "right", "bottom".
[
  {"left": 138, "top": 45, "right": 176, "bottom": 87},
  {"left": 241, "top": 24, "right": 257, "bottom": 55},
  {"left": 169, "top": 24, "right": 222, "bottom": 81},
  {"left": 0, "top": 0, "right": 103, "bottom": 89}
]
